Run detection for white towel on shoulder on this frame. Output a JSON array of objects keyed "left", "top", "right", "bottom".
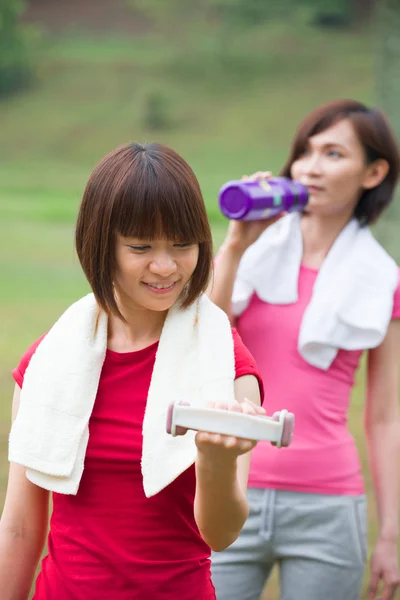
[
  {"left": 9, "top": 293, "right": 235, "bottom": 497},
  {"left": 232, "top": 212, "right": 398, "bottom": 369}
]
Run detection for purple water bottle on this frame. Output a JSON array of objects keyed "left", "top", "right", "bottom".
[{"left": 218, "top": 177, "right": 309, "bottom": 221}]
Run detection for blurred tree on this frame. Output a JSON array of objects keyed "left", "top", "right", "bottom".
[
  {"left": 126, "top": 0, "right": 274, "bottom": 66},
  {"left": 142, "top": 89, "right": 171, "bottom": 130},
  {"left": 376, "top": 0, "right": 400, "bottom": 141},
  {"left": 302, "top": 0, "right": 375, "bottom": 27},
  {"left": 127, "top": 0, "right": 374, "bottom": 30},
  {"left": 0, "top": 0, "right": 37, "bottom": 98},
  {"left": 374, "top": 0, "right": 400, "bottom": 259},
  {"left": 307, "top": 0, "right": 352, "bottom": 27},
  {"left": 353, "top": 0, "right": 375, "bottom": 22},
  {"left": 126, "top": 0, "right": 375, "bottom": 82}
]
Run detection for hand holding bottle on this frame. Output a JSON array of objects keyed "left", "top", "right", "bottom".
[{"left": 222, "top": 171, "right": 286, "bottom": 256}]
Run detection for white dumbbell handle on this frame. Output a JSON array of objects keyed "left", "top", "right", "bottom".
[{"left": 168, "top": 404, "right": 288, "bottom": 445}]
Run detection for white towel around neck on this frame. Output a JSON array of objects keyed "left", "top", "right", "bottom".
[
  {"left": 232, "top": 212, "right": 398, "bottom": 370},
  {"left": 9, "top": 293, "right": 235, "bottom": 497}
]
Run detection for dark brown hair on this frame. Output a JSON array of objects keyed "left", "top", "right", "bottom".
[
  {"left": 281, "top": 99, "right": 400, "bottom": 225},
  {"left": 75, "top": 142, "right": 213, "bottom": 318}
]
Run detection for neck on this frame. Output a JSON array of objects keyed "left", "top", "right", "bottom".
[
  {"left": 300, "top": 211, "right": 355, "bottom": 269},
  {"left": 108, "top": 299, "right": 168, "bottom": 353}
]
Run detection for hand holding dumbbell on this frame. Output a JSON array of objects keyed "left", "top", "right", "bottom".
[{"left": 166, "top": 401, "right": 294, "bottom": 448}]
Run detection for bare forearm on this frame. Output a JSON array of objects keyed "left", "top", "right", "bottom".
[
  {"left": 194, "top": 455, "right": 248, "bottom": 552},
  {"left": 209, "top": 243, "right": 243, "bottom": 316},
  {"left": 366, "top": 419, "right": 400, "bottom": 540},
  {"left": 0, "top": 527, "right": 45, "bottom": 600}
]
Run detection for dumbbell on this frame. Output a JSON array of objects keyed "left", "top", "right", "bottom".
[{"left": 166, "top": 402, "right": 294, "bottom": 448}]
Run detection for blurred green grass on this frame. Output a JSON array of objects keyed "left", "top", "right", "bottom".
[{"left": 0, "top": 21, "right": 394, "bottom": 599}]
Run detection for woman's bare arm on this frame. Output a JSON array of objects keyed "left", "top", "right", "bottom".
[
  {"left": 365, "top": 320, "right": 400, "bottom": 599},
  {"left": 0, "top": 385, "right": 50, "bottom": 600},
  {"left": 194, "top": 374, "right": 262, "bottom": 552},
  {"left": 366, "top": 320, "right": 400, "bottom": 541}
]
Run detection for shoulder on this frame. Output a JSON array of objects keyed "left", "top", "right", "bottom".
[
  {"left": 231, "top": 328, "right": 264, "bottom": 402},
  {"left": 359, "top": 230, "right": 399, "bottom": 320},
  {"left": 12, "top": 334, "right": 47, "bottom": 389},
  {"left": 392, "top": 268, "right": 400, "bottom": 320},
  {"left": 364, "top": 228, "right": 398, "bottom": 280}
]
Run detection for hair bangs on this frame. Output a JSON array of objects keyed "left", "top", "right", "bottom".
[
  {"left": 291, "top": 110, "right": 349, "bottom": 161},
  {"left": 112, "top": 163, "right": 209, "bottom": 244}
]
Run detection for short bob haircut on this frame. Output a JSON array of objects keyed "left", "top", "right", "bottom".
[
  {"left": 75, "top": 142, "right": 213, "bottom": 319},
  {"left": 280, "top": 99, "right": 400, "bottom": 225}
]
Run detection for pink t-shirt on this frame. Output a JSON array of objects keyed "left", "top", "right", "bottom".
[
  {"left": 12, "top": 329, "right": 263, "bottom": 600},
  {"left": 237, "top": 264, "right": 400, "bottom": 496}
]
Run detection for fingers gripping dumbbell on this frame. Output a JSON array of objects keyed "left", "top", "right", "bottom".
[{"left": 166, "top": 402, "right": 294, "bottom": 448}]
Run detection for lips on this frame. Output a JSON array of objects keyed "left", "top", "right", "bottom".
[
  {"left": 142, "top": 281, "right": 178, "bottom": 294},
  {"left": 146, "top": 282, "right": 176, "bottom": 289},
  {"left": 305, "top": 184, "right": 324, "bottom": 192}
]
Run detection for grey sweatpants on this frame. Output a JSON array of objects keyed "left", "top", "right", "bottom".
[{"left": 211, "top": 488, "right": 367, "bottom": 600}]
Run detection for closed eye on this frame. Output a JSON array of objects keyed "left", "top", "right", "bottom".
[
  {"left": 127, "top": 245, "right": 151, "bottom": 252},
  {"left": 174, "top": 243, "right": 194, "bottom": 248}
]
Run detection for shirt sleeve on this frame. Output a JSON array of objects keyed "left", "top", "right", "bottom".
[
  {"left": 12, "top": 329, "right": 265, "bottom": 401},
  {"left": 232, "top": 327, "right": 264, "bottom": 404},
  {"left": 391, "top": 268, "right": 400, "bottom": 320},
  {"left": 12, "top": 334, "right": 47, "bottom": 389}
]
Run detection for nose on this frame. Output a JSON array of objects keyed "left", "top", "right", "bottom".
[{"left": 149, "top": 252, "right": 177, "bottom": 277}]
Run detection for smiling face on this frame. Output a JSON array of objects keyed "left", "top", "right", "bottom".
[
  {"left": 290, "top": 119, "right": 385, "bottom": 219},
  {"left": 76, "top": 143, "right": 213, "bottom": 320},
  {"left": 114, "top": 235, "right": 200, "bottom": 313}
]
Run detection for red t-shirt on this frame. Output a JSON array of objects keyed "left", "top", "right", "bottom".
[{"left": 12, "top": 328, "right": 263, "bottom": 600}]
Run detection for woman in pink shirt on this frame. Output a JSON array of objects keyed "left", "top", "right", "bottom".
[
  {"left": 210, "top": 100, "right": 400, "bottom": 600},
  {"left": 0, "top": 142, "right": 266, "bottom": 599}
]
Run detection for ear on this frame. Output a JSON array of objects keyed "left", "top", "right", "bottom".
[{"left": 362, "top": 159, "right": 389, "bottom": 190}]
